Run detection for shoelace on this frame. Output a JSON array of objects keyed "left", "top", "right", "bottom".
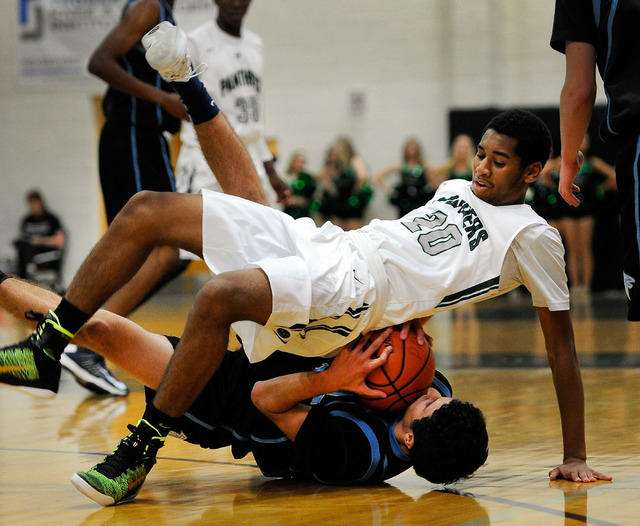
[
  {"left": 95, "top": 425, "right": 145, "bottom": 477},
  {"left": 95, "top": 424, "right": 162, "bottom": 477},
  {"left": 162, "top": 58, "right": 207, "bottom": 82},
  {"left": 24, "top": 310, "right": 44, "bottom": 324}
]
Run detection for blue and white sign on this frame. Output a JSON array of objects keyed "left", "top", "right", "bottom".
[{"left": 17, "top": 0, "right": 214, "bottom": 86}]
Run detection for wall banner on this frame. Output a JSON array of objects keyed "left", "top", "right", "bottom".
[{"left": 17, "top": 0, "right": 214, "bottom": 87}]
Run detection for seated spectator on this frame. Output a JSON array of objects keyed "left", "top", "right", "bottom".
[{"left": 13, "top": 190, "right": 66, "bottom": 289}]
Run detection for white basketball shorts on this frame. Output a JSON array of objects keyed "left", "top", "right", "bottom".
[{"left": 200, "top": 190, "right": 380, "bottom": 362}]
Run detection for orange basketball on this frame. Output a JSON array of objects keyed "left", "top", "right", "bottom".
[{"left": 361, "top": 327, "right": 436, "bottom": 411}]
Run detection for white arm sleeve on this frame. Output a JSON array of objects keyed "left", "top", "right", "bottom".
[{"left": 509, "top": 224, "right": 570, "bottom": 311}]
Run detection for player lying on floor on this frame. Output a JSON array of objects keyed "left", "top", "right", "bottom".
[
  {"left": 0, "top": 21, "right": 609, "bottom": 487},
  {"left": 0, "top": 274, "right": 488, "bottom": 505}
]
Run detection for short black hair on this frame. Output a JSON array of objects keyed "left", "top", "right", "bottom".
[
  {"left": 482, "top": 109, "right": 552, "bottom": 169},
  {"left": 409, "top": 399, "right": 488, "bottom": 485},
  {"left": 26, "top": 189, "right": 43, "bottom": 202}
]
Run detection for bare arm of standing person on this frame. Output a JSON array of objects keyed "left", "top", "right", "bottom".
[
  {"left": 558, "top": 41, "right": 598, "bottom": 206},
  {"left": 88, "top": 0, "right": 188, "bottom": 121}
]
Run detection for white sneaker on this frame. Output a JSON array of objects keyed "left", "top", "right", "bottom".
[{"left": 142, "top": 21, "right": 206, "bottom": 82}]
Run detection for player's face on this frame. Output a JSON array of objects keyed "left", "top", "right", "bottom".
[
  {"left": 215, "top": 0, "right": 251, "bottom": 26},
  {"left": 472, "top": 129, "right": 537, "bottom": 206},
  {"left": 404, "top": 387, "right": 452, "bottom": 422}
]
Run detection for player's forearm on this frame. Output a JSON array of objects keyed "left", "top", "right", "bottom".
[
  {"left": 537, "top": 308, "right": 587, "bottom": 460},
  {"left": 252, "top": 369, "right": 336, "bottom": 416},
  {"left": 549, "top": 346, "right": 587, "bottom": 461},
  {"left": 559, "top": 43, "right": 597, "bottom": 163},
  {"left": 194, "top": 116, "right": 268, "bottom": 205},
  {"left": 559, "top": 91, "right": 593, "bottom": 165}
]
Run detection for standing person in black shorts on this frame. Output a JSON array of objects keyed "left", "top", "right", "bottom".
[
  {"left": 551, "top": 1, "right": 640, "bottom": 319},
  {"left": 91, "top": 0, "right": 187, "bottom": 223},
  {"left": 60, "top": 0, "right": 189, "bottom": 396},
  {"left": 0, "top": 272, "right": 487, "bottom": 505}
]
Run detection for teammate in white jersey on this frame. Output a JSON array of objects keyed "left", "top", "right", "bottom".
[
  {"left": 175, "top": 0, "right": 289, "bottom": 206},
  {"left": 0, "top": 24, "right": 610, "bottom": 491}
]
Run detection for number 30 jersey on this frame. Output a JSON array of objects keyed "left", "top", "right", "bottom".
[
  {"left": 176, "top": 20, "right": 275, "bottom": 201},
  {"left": 362, "top": 179, "right": 570, "bottom": 327}
]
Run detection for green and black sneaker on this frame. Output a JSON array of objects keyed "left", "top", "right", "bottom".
[
  {"left": 0, "top": 310, "right": 71, "bottom": 398},
  {"left": 71, "top": 419, "right": 166, "bottom": 506}
]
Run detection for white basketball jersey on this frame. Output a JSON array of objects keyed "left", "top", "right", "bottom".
[
  {"left": 176, "top": 20, "right": 276, "bottom": 202},
  {"left": 197, "top": 181, "right": 568, "bottom": 362},
  {"left": 362, "top": 179, "right": 567, "bottom": 326}
]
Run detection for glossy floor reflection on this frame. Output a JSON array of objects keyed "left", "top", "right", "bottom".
[{"left": 1, "top": 286, "right": 638, "bottom": 525}]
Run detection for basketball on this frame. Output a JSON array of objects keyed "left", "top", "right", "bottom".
[{"left": 361, "top": 328, "right": 436, "bottom": 412}]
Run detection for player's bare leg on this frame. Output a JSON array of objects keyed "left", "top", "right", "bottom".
[
  {"left": 0, "top": 276, "right": 173, "bottom": 390},
  {"left": 71, "top": 267, "right": 273, "bottom": 505},
  {"left": 64, "top": 191, "right": 203, "bottom": 315},
  {"left": 152, "top": 267, "right": 273, "bottom": 416},
  {"left": 101, "top": 245, "right": 188, "bottom": 317}
]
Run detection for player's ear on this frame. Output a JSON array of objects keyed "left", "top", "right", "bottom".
[
  {"left": 404, "top": 431, "right": 415, "bottom": 451},
  {"left": 523, "top": 161, "right": 542, "bottom": 184}
]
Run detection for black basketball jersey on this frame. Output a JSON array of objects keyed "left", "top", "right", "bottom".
[
  {"left": 154, "top": 339, "right": 425, "bottom": 483},
  {"left": 291, "top": 392, "right": 412, "bottom": 484},
  {"left": 101, "top": 0, "right": 180, "bottom": 134}
]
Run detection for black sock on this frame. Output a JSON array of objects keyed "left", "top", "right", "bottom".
[
  {"left": 51, "top": 297, "right": 90, "bottom": 336},
  {"left": 0, "top": 269, "right": 12, "bottom": 285},
  {"left": 142, "top": 403, "right": 179, "bottom": 437},
  {"left": 171, "top": 77, "right": 220, "bottom": 125}
]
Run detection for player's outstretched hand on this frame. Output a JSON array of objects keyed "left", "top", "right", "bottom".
[
  {"left": 549, "top": 458, "right": 612, "bottom": 483},
  {"left": 327, "top": 329, "right": 392, "bottom": 399}
]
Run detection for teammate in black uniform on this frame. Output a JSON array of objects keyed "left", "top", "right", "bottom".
[
  {"left": 90, "top": 0, "right": 185, "bottom": 222},
  {"left": 551, "top": 0, "right": 640, "bottom": 319},
  {"left": 62, "top": 0, "right": 189, "bottom": 396}
]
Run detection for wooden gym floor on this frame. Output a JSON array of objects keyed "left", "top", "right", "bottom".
[{"left": 1, "top": 282, "right": 639, "bottom": 525}]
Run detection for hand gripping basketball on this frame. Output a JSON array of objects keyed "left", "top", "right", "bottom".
[{"left": 360, "top": 326, "right": 436, "bottom": 411}]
